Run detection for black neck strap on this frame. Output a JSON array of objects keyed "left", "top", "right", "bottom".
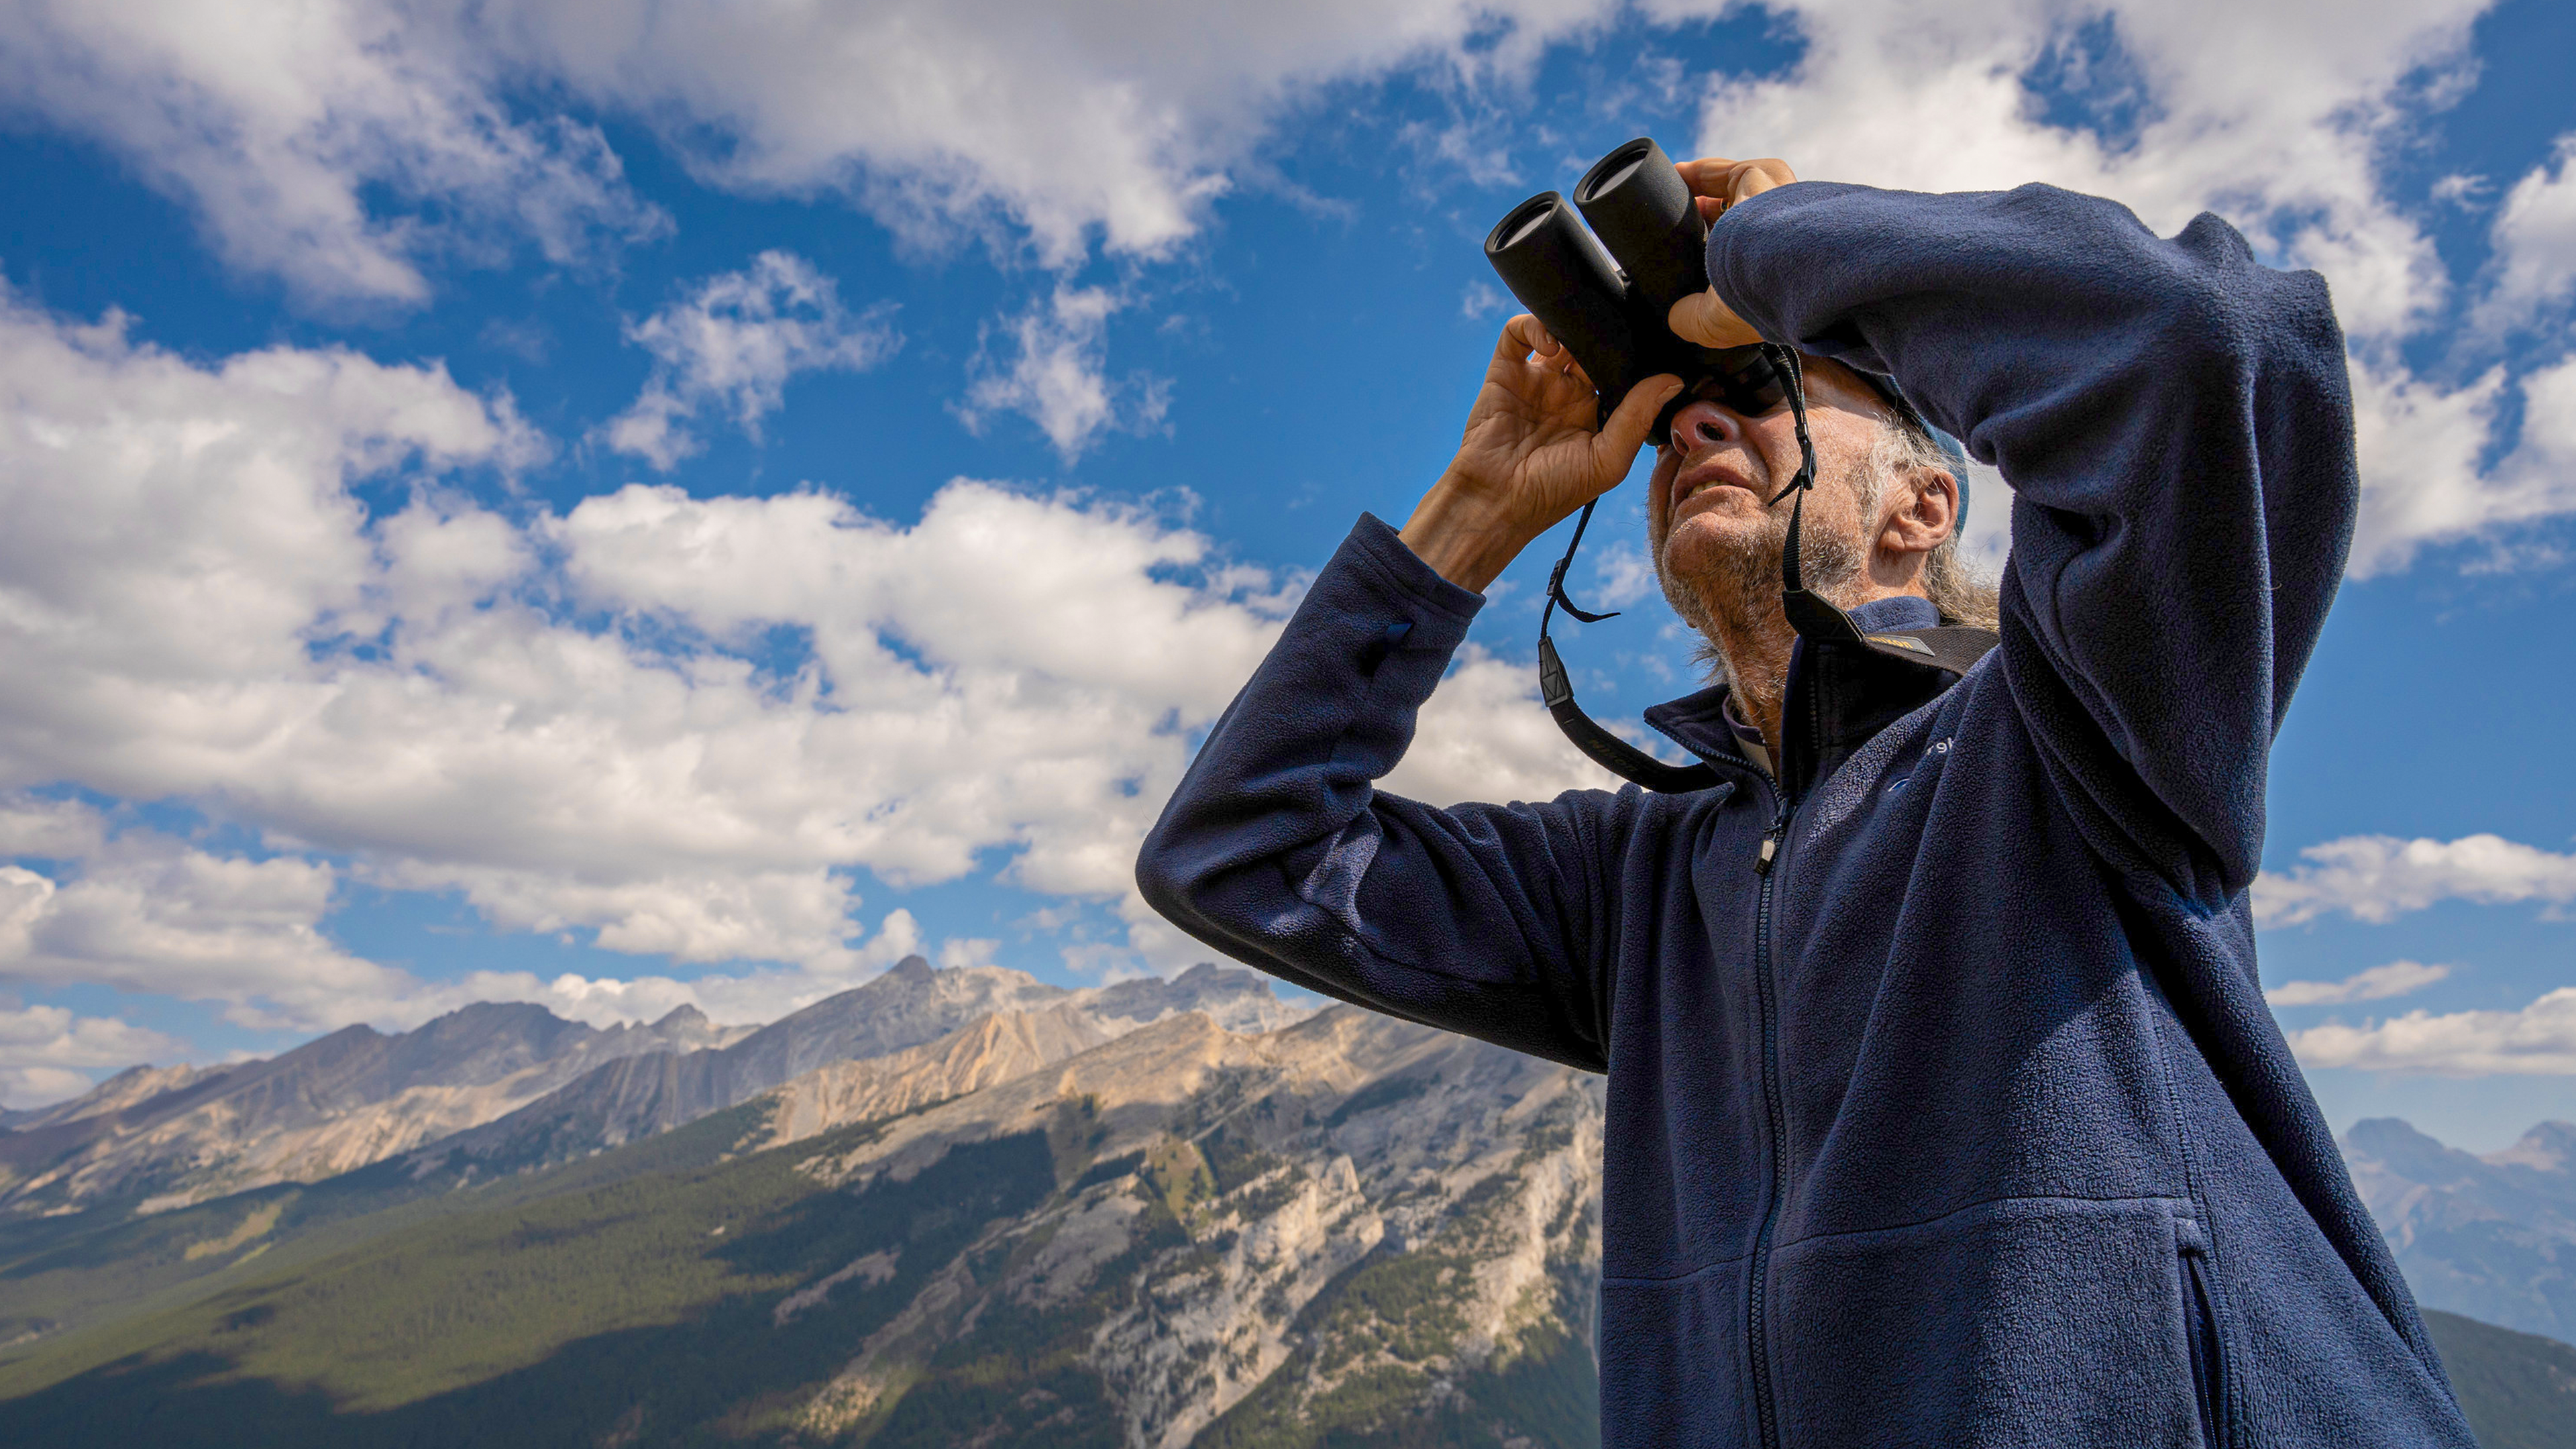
[{"left": 1535, "top": 343, "right": 1998, "bottom": 793}]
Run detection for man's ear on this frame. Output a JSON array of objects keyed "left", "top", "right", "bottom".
[{"left": 1880, "top": 468, "right": 1956, "bottom": 557}]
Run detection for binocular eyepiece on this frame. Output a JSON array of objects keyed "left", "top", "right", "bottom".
[{"left": 1484, "top": 138, "right": 1729, "bottom": 420}]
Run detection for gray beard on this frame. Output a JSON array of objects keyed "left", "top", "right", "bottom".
[{"left": 1654, "top": 487, "right": 1869, "bottom": 680}]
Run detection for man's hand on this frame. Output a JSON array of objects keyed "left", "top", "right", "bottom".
[
  {"left": 1399, "top": 314, "right": 1680, "bottom": 592},
  {"left": 1666, "top": 156, "right": 1798, "bottom": 350}
]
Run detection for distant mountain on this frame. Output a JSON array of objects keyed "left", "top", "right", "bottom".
[
  {"left": 0, "top": 1005, "right": 1600, "bottom": 1447},
  {"left": 0, "top": 1001, "right": 744, "bottom": 1217},
  {"left": 2422, "top": 1309, "right": 2576, "bottom": 1449},
  {"left": 0, "top": 1006, "right": 2569, "bottom": 1447},
  {"left": 2343, "top": 1118, "right": 2576, "bottom": 1341},
  {"left": 407, "top": 959, "right": 1306, "bottom": 1178},
  {"left": 0, "top": 957, "right": 1301, "bottom": 1222}
]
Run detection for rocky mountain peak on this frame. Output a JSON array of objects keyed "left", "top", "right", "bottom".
[
  {"left": 885, "top": 953, "right": 934, "bottom": 985},
  {"left": 2487, "top": 1120, "right": 2576, "bottom": 1174},
  {"left": 2345, "top": 1115, "right": 2576, "bottom": 1342}
]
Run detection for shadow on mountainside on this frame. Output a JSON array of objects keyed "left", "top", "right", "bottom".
[{"left": 0, "top": 1130, "right": 1064, "bottom": 1448}]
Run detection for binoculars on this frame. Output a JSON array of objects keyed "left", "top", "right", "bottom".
[{"left": 1483, "top": 137, "right": 1732, "bottom": 421}]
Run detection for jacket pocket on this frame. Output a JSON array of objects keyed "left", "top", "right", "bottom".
[
  {"left": 2178, "top": 1222, "right": 2228, "bottom": 1449},
  {"left": 1766, "top": 1196, "right": 2209, "bottom": 1448}
]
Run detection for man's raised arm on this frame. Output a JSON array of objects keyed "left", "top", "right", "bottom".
[
  {"left": 1705, "top": 180, "right": 2356, "bottom": 897},
  {"left": 1133, "top": 322, "right": 1681, "bottom": 1072}
]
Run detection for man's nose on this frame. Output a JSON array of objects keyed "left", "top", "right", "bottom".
[{"left": 1668, "top": 396, "right": 1743, "bottom": 454}]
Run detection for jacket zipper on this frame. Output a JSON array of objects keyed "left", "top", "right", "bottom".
[
  {"left": 2182, "top": 1241, "right": 2226, "bottom": 1449},
  {"left": 1747, "top": 790, "right": 1792, "bottom": 1449}
]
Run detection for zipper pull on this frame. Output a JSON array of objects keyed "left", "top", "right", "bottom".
[{"left": 1754, "top": 829, "right": 1779, "bottom": 875}]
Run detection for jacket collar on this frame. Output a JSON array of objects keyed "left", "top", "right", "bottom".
[{"left": 1643, "top": 595, "right": 1951, "bottom": 797}]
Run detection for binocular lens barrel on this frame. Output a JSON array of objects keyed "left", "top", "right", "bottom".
[
  {"left": 1481, "top": 137, "right": 1714, "bottom": 417},
  {"left": 1574, "top": 138, "right": 1707, "bottom": 325},
  {"left": 1483, "top": 192, "right": 1638, "bottom": 411}
]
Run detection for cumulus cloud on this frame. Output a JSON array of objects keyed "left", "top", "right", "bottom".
[
  {"left": 464, "top": 0, "right": 1608, "bottom": 266},
  {"left": 2287, "top": 987, "right": 2576, "bottom": 1075},
  {"left": 2254, "top": 833, "right": 2576, "bottom": 927},
  {"left": 604, "top": 252, "right": 900, "bottom": 469},
  {"left": 1662, "top": 0, "right": 2576, "bottom": 571},
  {"left": 14, "top": 0, "right": 2567, "bottom": 569},
  {"left": 0, "top": 795, "right": 105, "bottom": 861},
  {"left": 1383, "top": 647, "right": 1621, "bottom": 805},
  {"left": 2265, "top": 959, "right": 2451, "bottom": 1008},
  {"left": 0, "top": 0, "right": 1607, "bottom": 301},
  {"left": 0, "top": 1002, "right": 186, "bottom": 1107},
  {"left": 2484, "top": 133, "right": 2576, "bottom": 328},
  {"left": 959, "top": 286, "right": 1169, "bottom": 459},
  {"left": 0, "top": 284, "right": 1615, "bottom": 1016},
  {"left": 1585, "top": 539, "right": 1659, "bottom": 611},
  {"left": 0, "top": 814, "right": 411, "bottom": 1030},
  {"left": 0, "top": 0, "right": 666, "bottom": 305},
  {"left": 0, "top": 806, "right": 930, "bottom": 1033}
]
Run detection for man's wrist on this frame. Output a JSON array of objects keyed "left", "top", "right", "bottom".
[{"left": 1397, "top": 473, "right": 1538, "bottom": 594}]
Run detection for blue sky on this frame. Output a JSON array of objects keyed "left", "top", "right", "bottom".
[{"left": 0, "top": 0, "right": 2570, "bottom": 1152}]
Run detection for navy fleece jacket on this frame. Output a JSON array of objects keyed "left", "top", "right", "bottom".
[{"left": 1136, "top": 182, "right": 2472, "bottom": 1448}]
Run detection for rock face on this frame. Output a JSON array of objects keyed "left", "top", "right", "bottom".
[
  {"left": 0, "top": 1002, "right": 1601, "bottom": 1448},
  {"left": 0, "top": 1002, "right": 745, "bottom": 1216},
  {"left": 2344, "top": 1117, "right": 2576, "bottom": 1340},
  {"left": 406, "top": 959, "right": 1302, "bottom": 1178},
  {"left": 9, "top": 1010, "right": 2572, "bottom": 1447},
  {"left": 0, "top": 959, "right": 1302, "bottom": 1218},
  {"left": 773, "top": 1006, "right": 1603, "bottom": 1448}
]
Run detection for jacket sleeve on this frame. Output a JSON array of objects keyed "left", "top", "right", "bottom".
[
  {"left": 1710, "top": 182, "right": 2355, "bottom": 898},
  {"left": 1134, "top": 513, "right": 1643, "bottom": 1071}
]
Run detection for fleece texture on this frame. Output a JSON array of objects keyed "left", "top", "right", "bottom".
[{"left": 1136, "top": 181, "right": 2473, "bottom": 1448}]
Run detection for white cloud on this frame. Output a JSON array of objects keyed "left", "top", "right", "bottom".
[
  {"left": 1955, "top": 458, "right": 2017, "bottom": 574},
  {"left": 2287, "top": 986, "right": 2576, "bottom": 1075},
  {"left": 0, "top": 0, "right": 1612, "bottom": 301},
  {"left": 0, "top": 286, "right": 1601, "bottom": 1018},
  {"left": 2344, "top": 355, "right": 2512, "bottom": 575},
  {"left": 1383, "top": 646, "right": 1621, "bottom": 806},
  {"left": 0, "top": 0, "right": 665, "bottom": 305},
  {"left": 370, "top": 907, "right": 928, "bottom": 1032},
  {"left": 16, "top": 0, "right": 2568, "bottom": 571},
  {"left": 0, "top": 834, "right": 402, "bottom": 1030},
  {"left": 0, "top": 1001, "right": 182, "bottom": 1067},
  {"left": 2484, "top": 133, "right": 2576, "bottom": 327},
  {"left": 1659, "top": 0, "right": 2576, "bottom": 572},
  {"left": 0, "top": 1066, "right": 95, "bottom": 1110},
  {"left": 0, "top": 1001, "right": 189, "bottom": 1107},
  {"left": 0, "top": 795, "right": 104, "bottom": 860},
  {"left": 2345, "top": 350, "right": 2576, "bottom": 576},
  {"left": 471, "top": 0, "right": 1609, "bottom": 266},
  {"left": 1586, "top": 539, "right": 1658, "bottom": 611},
  {"left": 2265, "top": 959, "right": 2451, "bottom": 1007},
  {"left": 1676, "top": 0, "right": 2481, "bottom": 331},
  {"left": 959, "top": 286, "right": 1169, "bottom": 460},
  {"left": 604, "top": 252, "right": 900, "bottom": 469},
  {"left": 2254, "top": 833, "right": 2576, "bottom": 927}
]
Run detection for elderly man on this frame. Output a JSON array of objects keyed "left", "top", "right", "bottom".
[{"left": 1136, "top": 156, "right": 2472, "bottom": 1448}]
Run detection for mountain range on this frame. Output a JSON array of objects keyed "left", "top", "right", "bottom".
[
  {"left": 2343, "top": 1116, "right": 2576, "bottom": 1343},
  {"left": 0, "top": 960, "right": 2567, "bottom": 1446},
  {"left": 0, "top": 982, "right": 1601, "bottom": 1446},
  {"left": 0, "top": 956, "right": 1299, "bottom": 1219}
]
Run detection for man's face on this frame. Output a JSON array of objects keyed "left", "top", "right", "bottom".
[{"left": 1646, "top": 357, "right": 1897, "bottom": 625}]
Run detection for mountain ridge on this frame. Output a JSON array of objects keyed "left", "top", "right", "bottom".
[
  {"left": 0, "top": 1002, "right": 1603, "bottom": 1447},
  {"left": 0, "top": 957, "right": 1297, "bottom": 1220},
  {"left": 404, "top": 959, "right": 1306, "bottom": 1179},
  {"left": 0, "top": 1013, "right": 2569, "bottom": 1446},
  {"left": 2343, "top": 1116, "right": 2576, "bottom": 1342}
]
